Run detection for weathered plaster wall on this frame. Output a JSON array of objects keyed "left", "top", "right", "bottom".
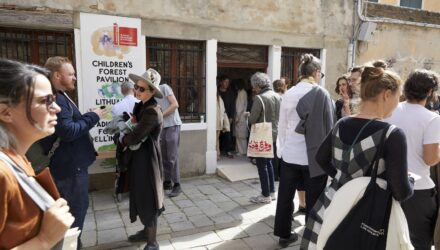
[
  {"left": 424, "top": 0, "right": 440, "bottom": 12},
  {"left": 0, "top": 0, "right": 354, "bottom": 97},
  {"left": 357, "top": 23, "right": 440, "bottom": 81},
  {"left": 378, "top": 0, "right": 440, "bottom": 12}
]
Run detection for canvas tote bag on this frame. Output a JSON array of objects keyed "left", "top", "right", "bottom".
[{"left": 247, "top": 95, "right": 274, "bottom": 158}]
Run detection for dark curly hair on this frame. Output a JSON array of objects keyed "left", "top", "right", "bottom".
[{"left": 404, "top": 69, "right": 439, "bottom": 102}]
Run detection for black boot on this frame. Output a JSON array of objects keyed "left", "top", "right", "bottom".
[
  {"left": 128, "top": 228, "right": 147, "bottom": 242},
  {"left": 143, "top": 227, "right": 159, "bottom": 250},
  {"left": 168, "top": 183, "right": 182, "bottom": 198}
]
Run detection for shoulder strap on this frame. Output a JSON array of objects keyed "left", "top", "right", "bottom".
[
  {"left": 0, "top": 152, "right": 55, "bottom": 211},
  {"left": 370, "top": 124, "right": 392, "bottom": 183},
  {"left": 256, "top": 95, "right": 266, "bottom": 122}
]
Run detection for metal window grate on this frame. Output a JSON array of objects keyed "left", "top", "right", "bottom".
[
  {"left": 146, "top": 38, "right": 206, "bottom": 123},
  {"left": 0, "top": 27, "right": 74, "bottom": 65},
  {"left": 281, "top": 48, "right": 320, "bottom": 85},
  {"left": 400, "top": 0, "right": 422, "bottom": 9},
  {"left": 0, "top": 27, "right": 76, "bottom": 102}
]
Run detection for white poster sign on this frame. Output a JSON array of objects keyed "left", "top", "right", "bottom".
[{"left": 79, "top": 13, "right": 145, "bottom": 154}]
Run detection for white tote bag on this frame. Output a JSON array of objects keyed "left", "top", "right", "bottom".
[{"left": 247, "top": 95, "right": 274, "bottom": 158}]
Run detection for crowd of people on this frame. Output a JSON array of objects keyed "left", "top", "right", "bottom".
[
  {"left": 216, "top": 55, "right": 439, "bottom": 250},
  {"left": 1, "top": 53, "right": 439, "bottom": 250}
]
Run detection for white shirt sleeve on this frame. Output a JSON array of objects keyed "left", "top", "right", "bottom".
[
  {"left": 277, "top": 98, "right": 286, "bottom": 159},
  {"left": 423, "top": 115, "right": 440, "bottom": 145}
]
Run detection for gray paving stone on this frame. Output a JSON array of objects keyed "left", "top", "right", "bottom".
[
  {"left": 174, "top": 199, "right": 195, "bottom": 208},
  {"left": 210, "top": 213, "right": 235, "bottom": 225},
  {"left": 163, "top": 205, "right": 180, "bottom": 214},
  {"left": 171, "top": 231, "right": 221, "bottom": 249},
  {"left": 242, "top": 234, "right": 278, "bottom": 250},
  {"left": 83, "top": 213, "right": 96, "bottom": 232},
  {"left": 240, "top": 222, "right": 273, "bottom": 236},
  {"left": 194, "top": 200, "right": 218, "bottom": 209},
  {"left": 197, "top": 185, "right": 220, "bottom": 195},
  {"left": 188, "top": 214, "right": 214, "bottom": 227},
  {"left": 216, "top": 201, "right": 239, "bottom": 211},
  {"left": 81, "top": 229, "right": 97, "bottom": 248},
  {"left": 164, "top": 212, "right": 187, "bottom": 223},
  {"left": 97, "top": 227, "right": 127, "bottom": 244},
  {"left": 207, "top": 193, "right": 231, "bottom": 203},
  {"left": 204, "top": 177, "right": 222, "bottom": 184},
  {"left": 169, "top": 220, "right": 195, "bottom": 232},
  {"left": 204, "top": 207, "right": 224, "bottom": 217},
  {"left": 168, "top": 193, "right": 189, "bottom": 201},
  {"left": 95, "top": 208, "right": 124, "bottom": 230},
  {"left": 183, "top": 206, "right": 204, "bottom": 216},
  {"left": 207, "top": 239, "right": 251, "bottom": 249},
  {"left": 92, "top": 190, "right": 117, "bottom": 211},
  {"left": 215, "top": 226, "right": 248, "bottom": 240}
]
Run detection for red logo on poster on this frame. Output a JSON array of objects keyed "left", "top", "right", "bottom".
[{"left": 113, "top": 23, "right": 137, "bottom": 47}]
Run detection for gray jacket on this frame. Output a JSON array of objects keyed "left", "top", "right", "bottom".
[
  {"left": 249, "top": 89, "right": 281, "bottom": 141},
  {"left": 295, "top": 86, "right": 336, "bottom": 177}
]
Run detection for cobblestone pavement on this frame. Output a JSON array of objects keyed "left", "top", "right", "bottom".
[{"left": 82, "top": 175, "right": 305, "bottom": 250}]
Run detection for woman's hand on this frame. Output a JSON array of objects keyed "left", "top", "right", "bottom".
[{"left": 36, "top": 198, "right": 74, "bottom": 249}]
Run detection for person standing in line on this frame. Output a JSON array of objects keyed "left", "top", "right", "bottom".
[
  {"left": 248, "top": 72, "right": 281, "bottom": 204},
  {"left": 234, "top": 79, "right": 248, "bottom": 156},
  {"left": 0, "top": 59, "right": 75, "bottom": 249},
  {"left": 385, "top": 69, "right": 440, "bottom": 250},
  {"left": 112, "top": 81, "right": 138, "bottom": 117},
  {"left": 216, "top": 93, "right": 229, "bottom": 160},
  {"left": 301, "top": 63, "right": 413, "bottom": 250},
  {"left": 155, "top": 83, "right": 183, "bottom": 198},
  {"left": 44, "top": 56, "right": 106, "bottom": 249},
  {"left": 274, "top": 54, "right": 335, "bottom": 248},
  {"left": 334, "top": 75, "right": 353, "bottom": 120},
  {"left": 123, "top": 69, "right": 164, "bottom": 250},
  {"left": 218, "top": 75, "right": 236, "bottom": 158},
  {"left": 271, "top": 79, "right": 286, "bottom": 181}
]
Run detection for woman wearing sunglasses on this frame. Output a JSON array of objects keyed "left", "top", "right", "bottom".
[
  {"left": 0, "top": 58, "right": 74, "bottom": 249},
  {"left": 123, "top": 69, "right": 164, "bottom": 250}
]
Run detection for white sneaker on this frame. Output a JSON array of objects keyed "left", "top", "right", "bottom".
[
  {"left": 270, "top": 192, "right": 277, "bottom": 201},
  {"left": 250, "top": 195, "right": 271, "bottom": 204}
]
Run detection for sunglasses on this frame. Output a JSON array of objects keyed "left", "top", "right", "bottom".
[
  {"left": 321, "top": 72, "right": 325, "bottom": 78},
  {"left": 134, "top": 84, "right": 153, "bottom": 93},
  {"left": 43, "top": 94, "right": 57, "bottom": 111}
]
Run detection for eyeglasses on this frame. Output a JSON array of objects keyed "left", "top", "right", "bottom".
[
  {"left": 321, "top": 72, "right": 325, "bottom": 78},
  {"left": 44, "top": 94, "right": 57, "bottom": 111},
  {"left": 134, "top": 84, "right": 153, "bottom": 93}
]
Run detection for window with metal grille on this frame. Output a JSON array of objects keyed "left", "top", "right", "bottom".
[
  {"left": 146, "top": 38, "right": 206, "bottom": 123},
  {"left": 0, "top": 27, "right": 77, "bottom": 103},
  {"left": 281, "top": 47, "right": 320, "bottom": 85},
  {"left": 400, "top": 0, "right": 422, "bottom": 9},
  {"left": 368, "top": 0, "right": 379, "bottom": 2}
]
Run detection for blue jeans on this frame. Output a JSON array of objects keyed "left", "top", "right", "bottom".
[
  {"left": 256, "top": 157, "right": 275, "bottom": 197},
  {"left": 55, "top": 168, "right": 89, "bottom": 232}
]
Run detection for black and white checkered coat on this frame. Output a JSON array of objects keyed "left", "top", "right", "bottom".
[{"left": 300, "top": 122, "right": 395, "bottom": 250}]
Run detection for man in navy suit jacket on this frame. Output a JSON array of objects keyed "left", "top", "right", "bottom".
[{"left": 44, "top": 57, "right": 106, "bottom": 248}]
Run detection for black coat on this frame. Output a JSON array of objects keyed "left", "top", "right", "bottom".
[{"left": 124, "top": 99, "right": 164, "bottom": 225}]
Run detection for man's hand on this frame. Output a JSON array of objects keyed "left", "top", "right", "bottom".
[{"left": 92, "top": 107, "right": 108, "bottom": 119}]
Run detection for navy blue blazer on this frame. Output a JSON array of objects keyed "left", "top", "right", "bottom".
[{"left": 49, "top": 92, "right": 100, "bottom": 180}]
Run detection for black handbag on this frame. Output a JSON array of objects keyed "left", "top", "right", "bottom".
[{"left": 324, "top": 125, "right": 393, "bottom": 250}]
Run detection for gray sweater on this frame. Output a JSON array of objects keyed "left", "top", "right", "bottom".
[
  {"left": 295, "top": 86, "right": 336, "bottom": 177},
  {"left": 249, "top": 89, "right": 281, "bottom": 141}
]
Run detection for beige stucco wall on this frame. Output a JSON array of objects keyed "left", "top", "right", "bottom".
[
  {"left": 379, "top": 0, "right": 440, "bottom": 12},
  {"left": 424, "top": 0, "right": 440, "bottom": 12},
  {"left": 357, "top": 22, "right": 440, "bottom": 81},
  {"left": 0, "top": 0, "right": 354, "bottom": 180}
]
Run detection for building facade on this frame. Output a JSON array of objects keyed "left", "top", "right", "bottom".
[{"left": 2, "top": 0, "right": 439, "bottom": 188}]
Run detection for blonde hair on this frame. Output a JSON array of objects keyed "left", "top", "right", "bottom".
[
  {"left": 360, "top": 66, "right": 402, "bottom": 101},
  {"left": 44, "top": 56, "right": 72, "bottom": 75}
]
